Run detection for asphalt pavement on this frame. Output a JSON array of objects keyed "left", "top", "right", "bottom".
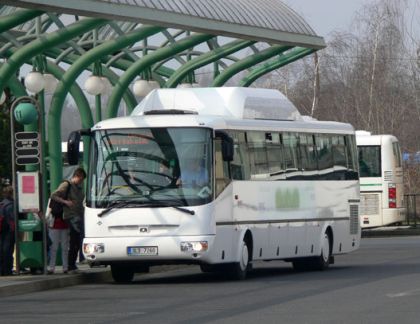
[{"left": 1, "top": 225, "right": 419, "bottom": 298}]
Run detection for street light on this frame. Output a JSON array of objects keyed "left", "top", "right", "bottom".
[
  {"left": 84, "top": 75, "right": 105, "bottom": 96},
  {"left": 43, "top": 73, "right": 58, "bottom": 94},
  {"left": 24, "top": 71, "right": 45, "bottom": 94}
]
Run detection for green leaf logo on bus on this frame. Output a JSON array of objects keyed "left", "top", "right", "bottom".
[{"left": 275, "top": 188, "right": 300, "bottom": 209}]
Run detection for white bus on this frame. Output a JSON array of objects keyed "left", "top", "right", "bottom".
[
  {"left": 356, "top": 131, "right": 405, "bottom": 228},
  {"left": 68, "top": 87, "right": 361, "bottom": 282}
]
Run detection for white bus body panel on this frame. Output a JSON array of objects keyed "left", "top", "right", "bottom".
[{"left": 84, "top": 180, "right": 360, "bottom": 264}]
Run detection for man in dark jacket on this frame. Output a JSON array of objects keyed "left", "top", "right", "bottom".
[
  {"left": 51, "top": 167, "right": 86, "bottom": 273},
  {"left": 0, "top": 186, "right": 15, "bottom": 276}
]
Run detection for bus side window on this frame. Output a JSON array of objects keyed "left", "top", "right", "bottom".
[
  {"left": 283, "top": 133, "right": 298, "bottom": 171},
  {"left": 332, "top": 135, "right": 347, "bottom": 168},
  {"left": 229, "top": 131, "right": 249, "bottom": 180},
  {"left": 215, "top": 139, "right": 231, "bottom": 196},
  {"left": 316, "top": 135, "right": 333, "bottom": 170}
]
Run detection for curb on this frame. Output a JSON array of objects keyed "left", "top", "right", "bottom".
[
  {"left": 362, "top": 227, "right": 420, "bottom": 238},
  {"left": 0, "top": 269, "right": 111, "bottom": 298},
  {"left": 0, "top": 264, "right": 191, "bottom": 298}
]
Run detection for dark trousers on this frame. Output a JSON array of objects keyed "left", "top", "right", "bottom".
[
  {"left": 0, "top": 231, "right": 15, "bottom": 276},
  {"left": 68, "top": 226, "right": 81, "bottom": 270}
]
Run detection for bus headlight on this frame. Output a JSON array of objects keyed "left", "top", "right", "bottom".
[
  {"left": 83, "top": 243, "right": 105, "bottom": 254},
  {"left": 180, "top": 241, "right": 208, "bottom": 252}
]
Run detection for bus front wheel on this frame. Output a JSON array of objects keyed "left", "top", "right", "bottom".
[
  {"left": 229, "top": 238, "right": 252, "bottom": 280},
  {"left": 111, "top": 264, "right": 135, "bottom": 283}
]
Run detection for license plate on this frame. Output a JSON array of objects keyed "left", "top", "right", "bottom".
[{"left": 127, "top": 246, "right": 158, "bottom": 256}]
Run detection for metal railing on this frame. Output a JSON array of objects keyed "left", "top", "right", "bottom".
[{"left": 405, "top": 194, "right": 420, "bottom": 226}]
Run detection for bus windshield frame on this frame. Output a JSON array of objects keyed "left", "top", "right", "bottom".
[{"left": 87, "top": 127, "right": 213, "bottom": 208}]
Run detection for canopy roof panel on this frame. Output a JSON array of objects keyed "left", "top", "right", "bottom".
[{"left": 6, "top": 0, "right": 325, "bottom": 48}]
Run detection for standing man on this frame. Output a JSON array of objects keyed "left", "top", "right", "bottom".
[
  {"left": 53, "top": 167, "right": 86, "bottom": 273},
  {"left": 0, "top": 186, "right": 15, "bottom": 276}
]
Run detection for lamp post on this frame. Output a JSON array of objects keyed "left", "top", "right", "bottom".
[{"left": 10, "top": 96, "right": 47, "bottom": 275}]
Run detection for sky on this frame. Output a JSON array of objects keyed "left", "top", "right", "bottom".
[{"left": 282, "top": 0, "right": 373, "bottom": 37}]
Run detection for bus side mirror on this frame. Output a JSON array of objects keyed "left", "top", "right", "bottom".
[
  {"left": 67, "top": 131, "right": 81, "bottom": 166},
  {"left": 215, "top": 131, "right": 234, "bottom": 162}
]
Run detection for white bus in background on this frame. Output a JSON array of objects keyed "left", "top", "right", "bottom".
[
  {"left": 67, "top": 87, "right": 361, "bottom": 283},
  {"left": 356, "top": 131, "right": 405, "bottom": 228}
]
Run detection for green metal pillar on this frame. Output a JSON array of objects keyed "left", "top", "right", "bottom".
[
  {"left": 107, "top": 33, "right": 214, "bottom": 118},
  {"left": 165, "top": 39, "right": 255, "bottom": 88},
  {"left": 48, "top": 25, "right": 164, "bottom": 190},
  {"left": 211, "top": 45, "right": 292, "bottom": 87},
  {"left": 0, "top": 9, "right": 44, "bottom": 34},
  {"left": 240, "top": 47, "right": 315, "bottom": 87}
]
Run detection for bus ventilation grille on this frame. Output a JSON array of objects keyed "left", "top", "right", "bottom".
[
  {"left": 349, "top": 205, "right": 359, "bottom": 235},
  {"left": 360, "top": 194, "right": 379, "bottom": 215}
]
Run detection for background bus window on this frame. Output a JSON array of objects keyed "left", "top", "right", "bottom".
[{"left": 358, "top": 146, "right": 381, "bottom": 177}]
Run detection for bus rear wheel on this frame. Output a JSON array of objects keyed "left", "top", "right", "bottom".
[
  {"left": 292, "top": 231, "right": 332, "bottom": 271},
  {"left": 308, "top": 231, "right": 332, "bottom": 271},
  {"left": 111, "top": 264, "right": 135, "bottom": 283}
]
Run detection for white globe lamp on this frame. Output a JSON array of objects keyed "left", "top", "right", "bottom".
[
  {"left": 100, "top": 77, "right": 112, "bottom": 95},
  {"left": 24, "top": 71, "right": 45, "bottom": 93},
  {"left": 43, "top": 73, "right": 58, "bottom": 93},
  {"left": 84, "top": 75, "right": 104, "bottom": 96},
  {"left": 133, "top": 79, "right": 151, "bottom": 97}
]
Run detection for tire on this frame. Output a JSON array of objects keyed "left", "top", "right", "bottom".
[
  {"left": 292, "top": 231, "right": 332, "bottom": 272},
  {"left": 229, "top": 238, "right": 251, "bottom": 280},
  {"left": 111, "top": 264, "right": 135, "bottom": 283},
  {"left": 310, "top": 231, "right": 332, "bottom": 271}
]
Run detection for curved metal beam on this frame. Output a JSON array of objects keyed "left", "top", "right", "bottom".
[
  {"left": 107, "top": 33, "right": 215, "bottom": 118},
  {"left": 211, "top": 45, "right": 293, "bottom": 87},
  {"left": 165, "top": 39, "right": 255, "bottom": 88},
  {"left": 240, "top": 47, "right": 315, "bottom": 87},
  {"left": 0, "top": 8, "right": 44, "bottom": 34},
  {"left": 0, "top": 17, "right": 108, "bottom": 95},
  {"left": 48, "top": 25, "right": 163, "bottom": 190}
]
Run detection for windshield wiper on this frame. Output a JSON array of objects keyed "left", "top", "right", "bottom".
[
  {"left": 97, "top": 199, "right": 195, "bottom": 217},
  {"left": 149, "top": 201, "right": 195, "bottom": 215},
  {"left": 98, "top": 200, "right": 145, "bottom": 217}
]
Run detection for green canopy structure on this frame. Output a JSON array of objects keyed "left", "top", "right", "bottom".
[{"left": 0, "top": 0, "right": 325, "bottom": 192}]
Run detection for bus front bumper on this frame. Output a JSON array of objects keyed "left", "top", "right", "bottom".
[{"left": 83, "top": 235, "right": 215, "bottom": 263}]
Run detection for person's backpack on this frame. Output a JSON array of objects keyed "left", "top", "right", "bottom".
[
  {"left": 49, "top": 180, "right": 71, "bottom": 218},
  {"left": 0, "top": 201, "right": 14, "bottom": 234}
]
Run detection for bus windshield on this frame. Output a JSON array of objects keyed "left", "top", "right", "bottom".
[
  {"left": 87, "top": 127, "right": 213, "bottom": 208},
  {"left": 358, "top": 145, "right": 381, "bottom": 177}
]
